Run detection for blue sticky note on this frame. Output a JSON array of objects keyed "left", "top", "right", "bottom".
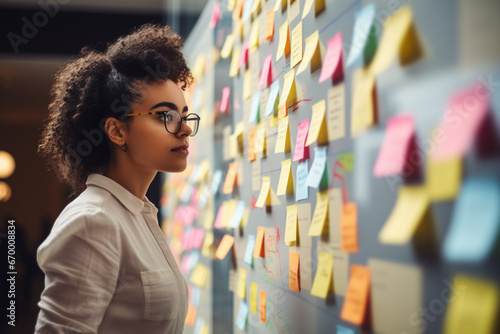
[
  {"left": 236, "top": 300, "right": 249, "bottom": 330},
  {"left": 191, "top": 286, "right": 201, "bottom": 306},
  {"left": 211, "top": 169, "right": 223, "bottom": 194},
  {"left": 249, "top": 91, "right": 261, "bottom": 123},
  {"left": 230, "top": 200, "right": 246, "bottom": 228},
  {"left": 306, "top": 147, "right": 328, "bottom": 188},
  {"left": 443, "top": 177, "right": 500, "bottom": 262},
  {"left": 296, "top": 160, "right": 309, "bottom": 201},
  {"left": 187, "top": 250, "right": 200, "bottom": 272},
  {"left": 244, "top": 235, "right": 256, "bottom": 266},
  {"left": 242, "top": 0, "right": 254, "bottom": 21},
  {"left": 337, "top": 325, "right": 354, "bottom": 334},
  {"left": 265, "top": 80, "right": 280, "bottom": 117},
  {"left": 346, "top": 3, "right": 377, "bottom": 68},
  {"left": 194, "top": 317, "right": 205, "bottom": 334}
]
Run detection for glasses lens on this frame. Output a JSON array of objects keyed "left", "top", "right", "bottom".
[
  {"left": 164, "top": 110, "right": 182, "bottom": 134},
  {"left": 186, "top": 114, "right": 200, "bottom": 137}
]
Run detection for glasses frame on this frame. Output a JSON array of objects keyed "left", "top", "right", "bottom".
[{"left": 126, "top": 110, "right": 200, "bottom": 137}]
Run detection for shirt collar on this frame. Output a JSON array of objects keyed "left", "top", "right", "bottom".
[{"left": 86, "top": 173, "right": 159, "bottom": 216}]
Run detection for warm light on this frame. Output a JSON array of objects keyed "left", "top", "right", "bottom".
[
  {"left": 0, "top": 151, "right": 15, "bottom": 178},
  {"left": 0, "top": 181, "right": 12, "bottom": 202}
]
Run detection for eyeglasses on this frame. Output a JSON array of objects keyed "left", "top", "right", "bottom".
[{"left": 126, "top": 110, "right": 200, "bottom": 136}]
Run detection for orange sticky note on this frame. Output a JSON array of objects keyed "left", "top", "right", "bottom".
[
  {"left": 289, "top": 252, "right": 300, "bottom": 293},
  {"left": 222, "top": 162, "right": 238, "bottom": 194},
  {"left": 215, "top": 234, "right": 235, "bottom": 259},
  {"left": 185, "top": 303, "right": 197, "bottom": 326},
  {"left": 248, "top": 126, "right": 257, "bottom": 162},
  {"left": 341, "top": 265, "right": 371, "bottom": 325},
  {"left": 233, "top": 0, "right": 244, "bottom": 20},
  {"left": 341, "top": 202, "right": 358, "bottom": 253},
  {"left": 253, "top": 226, "right": 265, "bottom": 258},
  {"left": 265, "top": 9, "right": 275, "bottom": 41},
  {"left": 259, "top": 290, "right": 267, "bottom": 324}
]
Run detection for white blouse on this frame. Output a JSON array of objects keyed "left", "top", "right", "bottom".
[{"left": 35, "top": 173, "right": 188, "bottom": 334}]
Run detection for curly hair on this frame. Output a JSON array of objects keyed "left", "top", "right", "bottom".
[{"left": 38, "top": 24, "right": 193, "bottom": 196}]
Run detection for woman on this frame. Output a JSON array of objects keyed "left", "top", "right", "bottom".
[{"left": 36, "top": 23, "right": 199, "bottom": 334}]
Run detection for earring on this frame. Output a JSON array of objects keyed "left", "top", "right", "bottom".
[{"left": 119, "top": 142, "right": 128, "bottom": 152}]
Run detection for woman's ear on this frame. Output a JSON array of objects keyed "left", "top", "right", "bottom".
[{"left": 104, "top": 117, "right": 128, "bottom": 146}]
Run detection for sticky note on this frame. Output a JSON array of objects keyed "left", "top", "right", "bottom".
[
  {"left": 236, "top": 300, "right": 249, "bottom": 331},
  {"left": 443, "top": 274, "right": 499, "bottom": 334},
  {"left": 290, "top": 21, "right": 303, "bottom": 69},
  {"left": 222, "top": 200, "right": 238, "bottom": 228},
  {"left": 229, "top": 45, "right": 241, "bottom": 77},
  {"left": 242, "top": 0, "right": 252, "bottom": 21},
  {"left": 215, "top": 234, "right": 235, "bottom": 259},
  {"left": 233, "top": 0, "right": 244, "bottom": 20},
  {"left": 369, "top": 258, "right": 423, "bottom": 334},
  {"left": 201, "top": 231, "right": 214, "bottom": 257},
  {"left": 276, "top": 19, "right": 290, "bottom": 61},
  {"left": 253, "top": 226, "right": 265, "bottom": 258},
  {"left": 249, "top": 18, "right": 260, "bottom": 51},
  {"left": 259, "top": 54, "right": 273, "bottom": 89},
  {"left": 249, "top": 91, "right": 261, "bottom": 123},
  {"left": 302, "top": 0, "right": 325, "bottom": 18},
  {"left": 265, "top": 9, "right": 275, "bottom": 41},
  {"left": 250, "top": 282, "right": 258, "bottom": 314},
  {"left": 259, "top": 290, "right": 267, "bottom": 324},
  {"left": 222, "top": 162, "right": 238, "bottom": 194},
  {"left": 347, "top": 4, "right": 377, "bottom": 68},
  {"left": 278, "top": 69, "right": 296, "bottom": 118},
  {"left": 327, "top": 83, "right": 346, "bottom": 141},
  {"left": 230, "top": 200, "right": 246, "bottom": 228},
  {"left": 443, "top": 178, "right": 500, "bottom": 262},
  {"left": 190, "top": 263, "right": 209, "bottom": 287},
  {"left": 373, "top": 114, "right": 415, "bottom": 177},
  {"left": 277, "top": 158, "right": 294, "bottom": 195},
  {"left": 238, "top": 41, "right": 250, "bottom": 71},
  {"left": 255, "top": 176, "right": 271, "bottom": 208},
  {"left": 229, "top": 133, "right": 238, "bottom": 159},
  {"left": 426, "top": 156, "right": 462, "bottom": 201},
  {"left": 248, "top": 126, "right": 257, "bottom": 162},
  {"left": 308, "top": 190, "right": 329, "bottom": 236},
  {"left": 369, "top": 5, "right": 423, "bottom": 75},
  {"left": 209, "top": 2, "right": 220, "bottom": 29},
  {"left": 221, "top": 33, "right": 235, "bottom": 59},
  {"left": 275, "top": 116, "right": 291, "bottom": 154},
  {"left": 311, "top": 251, "right": 334, "bottom": 298},
  {"left": 243, "top": 69, "right": 252, "bottom": 100},
  {"left": 319, "top": 32, "right": 344, "bottom": 83},
  {"left": 274, "top": 0, "right": 286, "bottom": 12},
  {"left": 254, "top": 122, "right": 267, "bottom": 156},
  {"left": 431, "top": 83, "right": 490, "bottom": 160},
  {"left": 285, "top": 204, "right": 298, "bottom": 244},
  {"left": 379, "top": 186, "right": 429, "bottom": 244},
  {"left": 220, "top": 87, "right": 231, "bottom": 112},
  {"left": 341, "top": 265, "right": 371, "bottom": 325},
  {"left": 293, "top": 119, "right": 310, "bottom": 161},
  {"left": 237, "top": 268, "right": 247, "bottom": 299},
  {"left": 296, "top": 160, "right": 309, "bottom": 201},
  {"left": 341, "top": 203, "right": 358, "bottom": 253},
  {"left": 244, "top": 235, "right": 256, "bottom": 266},
  {"left": 252, "top": 159, "right": 261, "bottom": 191},
  {"left": 337, "top": 326, "right": 354, "bottom": 334},
  {"left": 296, "top": 30, "right": 321, "bottom": 75},
  {"left": 191, "top": 53, "right": 206, "bottom": 81},
  {"left": 265, "top": 80, "right": 280, "bottom": 116},
  {"left": 185, "top": 303, "right": 197, "bottom": 326},
  {"left": 351, "top": 68, "right": 377, "bottom": 137},
  {"left": 306, "top": 99, "right": 328, "bottom": 146},
  {"left": 306, "top": 147, "right": 328, "bottom": 189},
  {"left": 251, "top": 0, "right": 261, "bottom": 16},
  {"left": 289, "top": 251, "right": 300, "bottom": 293}
]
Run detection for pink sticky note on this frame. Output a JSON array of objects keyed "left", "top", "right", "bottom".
[
  {"left": 238, "top": 41, "right": 249, "bottom": 70},
  {"left": 192, "top": 228, "right": 205, "bottom": 249},
  {"left": 432, "top": 83, "right": 490, "bottom": 160},
  {"left": 259, "top": 54, "right": 273, "bottom": 89},
  {"left": 214, "top": 205, "right": 224, "bottom": 229},
  {"left": 293, "top": 120, "right": 310, "bottom": 161},
  {"left": 209, "top": 2, "right": 220, "bottom": 29},
  {"left": 373, "top": 114, "right": 415, "bottom": 177},
  {"left": 319, "top": 32, "right": 344, "bottom": 84},
  {"left": 220, "top": 87, "right": 231, "bottom": 112}
]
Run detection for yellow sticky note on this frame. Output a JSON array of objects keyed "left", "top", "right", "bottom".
[
  {"left": 190, "top": 263, "right": 209, "bottom": 288},
  {"left": 369, "top": 5, "right": 423, "bottom": 75},
  {"left": 215, "top": 234, "right": 235, "bottom": 259},
  {"left": 255, "top": 176, "right": 271, "bottom": 208},
  {"left": 259, "top": 290, "right": 267, "bottom": 324},
  {"left": 249, "top": 18, "right": 260, "bottom": 51},
  {"left": 278, "top": 69, "right": 296, "bottom": 117},
  {"left": 276, "top": 19, "right": 290, "bottom": 61},
  {"left": 379, "top": 186, "right": 429, "bottom": 244},
  {"left": 227, "top": 0, "right": 237, "bottom": 11},
  {"left": 222, "top": 162, "right": 238, "bottom": 194},
  {"left": 308, "top": 190, "right": 329, "bottom": 236},
  {"left": 351, "top": 68, "right": 377, "bottom": 137},
  {"left": 201, "top": 231, "right": 214, "bottom": 257},
  {"left": 302, "top": 0, "right": 326, "bottom": 18},
  {"left": 277, "top": 158, "right": 294, "bottom": 196},
  {"left": 251, "top": 0, "right": 261, "bottom": 16},
  {"left": 296, "top": 30, "right": 321, "bottom": 75},
  {"left": 221, "top": 33, "right": 235, "bottom": 59},
  {"left": 191, "top": 53, "right": 206, "bottom": 81},
  {"left": 327, "top": 83, "right": 346, "bottom": 141},
  {"left": 290, "top": 21, "right": 303, "bottom": 69},
  {"left": 250, "top": 282, "right": 259, "bottom": 314},
  {"left": 229, "top": 133, "right": 238, "bottom": 159},
  {"left": 255, "top": 122, "right": 267, "bottom": 156},
  {"left": 289, "top": 251, "right": 300, "bottom": 293},
  {"left": 248, "top": 126, "right": 257, "bottom": 162},
  {"left": 221, "top": 199, "right": 237, "bottom": 228},
  {"left": 243, "top": 69, "right": 252, "bottom": 100},
  {"left": 426, "top": 156, "right": 462, "bottom": 201},
  {"left": 275, "top": 116, "right": 291, "bottom": 153},
  {"left": 310, "top": 251, "right": 333, "bottom": 298},
  {"left": 443, "top": 274, "right": 499, "bottom": 334},
  {"left": 237, "top": 268, "right": 247, "bottom": 299},
  {"left": 305, "top": 99, "right": 328, "bottom": 146},
  {"left": 229, "top": 45, "right": 241, "bottom": 77},
  {"left": 285, "top": 204, "right": 298, "bottom": 244}
]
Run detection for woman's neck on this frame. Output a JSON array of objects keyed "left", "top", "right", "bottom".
[{"left": 104, "top": 158, "right": 157, "bottom": 200}]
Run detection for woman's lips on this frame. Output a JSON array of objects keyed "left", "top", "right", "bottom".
[{"left": 171, "top": 145, "right": 189, "bottom": 155}]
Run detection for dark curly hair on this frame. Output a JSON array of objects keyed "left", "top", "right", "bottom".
[{"left": 38, "top": 23, "right": 193, "bottom": 196}]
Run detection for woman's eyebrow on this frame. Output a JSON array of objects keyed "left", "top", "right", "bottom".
[{"left": 150, "top": 102, "right": 189, "bottom": 113}]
